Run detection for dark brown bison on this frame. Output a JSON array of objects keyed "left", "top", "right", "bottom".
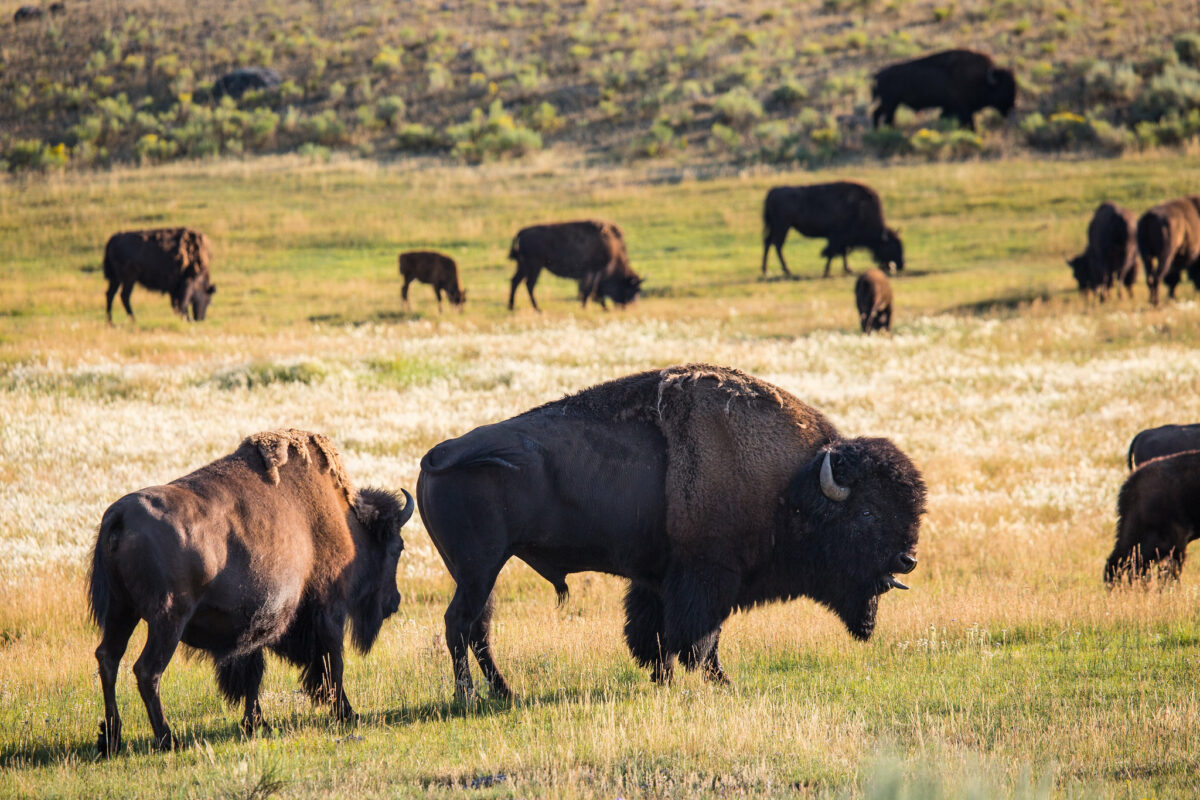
[
  {"left": 855, "top": 268, "right": 893, "bottom": 333},
  {"left": 399, "top": 250, "right": 466, "bottom": 311},
  {"left": 212, "top": 67, "right": 282, "bottom": 100},
  {"left": 1137, "top": 197, "right": 1200, "bottom": 306},
  {"left": 762, "top": 182, "right": 903, "bottom": 278},
  {"left": 12, "top": 5, "right": 42, "bottom": 21},
  {"left": 103, "top": 228, "right": 216, "bottom": 323},
  {"left": 1127, "top": 424, "right": 1200, "bottom": 470},
  {"left": 507, "top": 220, "right": 643, "bottom": 311},
  {"left": 417, "top": 364, "right": 926, "bottom": 701},
  {"left": 87, "top": 429, "right": 415, "bottom": 755},
  {"left": 1067, "top": 202, "right": 1138, "bottom": 301},
  {"left": 871, "top": 49, "right": 1017, "bottom": 131},
  {"left": 1104, "top": 450, "right": 1200, "bottom": 584}
]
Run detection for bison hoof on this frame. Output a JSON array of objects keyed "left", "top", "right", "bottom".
[
  {"left": 153, "top": 731, "right": 178, "bottom": 752},
  {"left": 96, "top": 719, "right": 122, "bottom": 758}
]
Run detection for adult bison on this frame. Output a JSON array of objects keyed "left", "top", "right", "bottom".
[
  {"left": 1136, "top": 197, "right": 1200, "bottom": 306},
  {"left": 103, "top": 228, "right": 216, "bottom": 323},
  {"left": 1127, "top": 424, "right": 1200, "bottom": 470},
  {"left": 1104, "top": 450, "right": 1200, "bottom": 584},
  {"left": 507, "top": 220, "right": 643, "bottom": 311},
  {"left": 399, "top": 250, "right": 466, "bottom": 311},
  {"left": 1067, "top": 202, "right": 1138, "bottom": 301},
  {"left": 212, "top": 67, "right": 282, "bottom": 100},
  {"left": 417, "top": 364, "right": 926, "bottom": 701},
  {"left": 762, "top": 182, "right": 903, "bottom": 278},
  {"left": 88, "top": 429, "right": 415, "bottom": 755},
  {"left": 871, "top": 49, "right": 1016, "bottom": 131},
  {"left": 856, "top": 268, "right": 893, "bottom": 333}
]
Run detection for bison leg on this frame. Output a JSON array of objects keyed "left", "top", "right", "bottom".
[
  {"left": 119, "top": 282, "right": 136, "bottom": 322},
  {"left": 445, "top": 561, "right": 507, "bottom": 703},
  {"left": 401, "top": 278, "right": 412, "bottom": 309},
  {"left": 105, "top": 280, "right": 121, "bottom": 325},
  {"left": 216, "top": 650, "right": 268, "bottom": 736},
  {"left": 507, "top": 269, "right": 524, "bottom": 311},
  {"left": 623, "top": 583, "right": 674, "bottom": 685},
  {"left": 133, "top": 616, "right": 187, "bottom": 751},
  {"left": 95, "top": 603, "right": 139, "bottom": 757},
  {"left": 468, "top": 592, "right": 513, "bottom": 700},
  {"left": 762, "top": 228, "right": 791, "bottom": 277},
  {"left": 701, "top": 629, "right": 731, "bottom": 686},
  {"left": 661, "top": 561, "right": 739, "bottom": 674},
  {"left": 298, "top": 613, "right": 355, "bottom": 721},
  {"left": 434, "top": 286, "right": 444, "bottom": 313},
  {"left": 523, "top": 269, "right": 542, "bottom": 312},
  {"left": 841, "top": 252, "right": 852, "bottom": 275}
]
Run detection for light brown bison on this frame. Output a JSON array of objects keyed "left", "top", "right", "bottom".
[
  {"left": 762, "top": 182, "right": 903, "bottom": 278},
  {"left": 1067, "top": 202, "right": 1138, "bottom": 301},
  {"left": 399, "top": 250, "right": 466, "bottom": 311},
  {"left": 507, "top": 220, "right": 643, "bottom": 311},
  {"left": 855, "top": 268, "right": 893, "bottom": 333},
  {"left": 1127, "top": 424, "right": 1200, "bottom": 470},
  {"left": 103, "top": 228, "right": 216, "bottom": 323},
  {"left": 418, "top": 364, "right": 926, "bottom": 701},
  {"left": 871, "top": 49, "right": 1016, "bottom": 131},
  {"left": 1136, "top": 197, "right": 1200, "bottom": 306},
  {"left": 88, "top": 429, "right": 414, "bottom": 755},
  {"left": 1105, "top": 450, "right": 1200, "bottom": 584}
]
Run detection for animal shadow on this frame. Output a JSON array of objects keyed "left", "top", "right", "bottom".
[{"left": 947, "top": 288, "right": 1057, "bottom": 315}]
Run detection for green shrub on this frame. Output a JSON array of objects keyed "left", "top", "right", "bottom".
[
  {"left": 6, "top": 140, "right": 68, "bottom": 172},
  {"left": 1175, "top": 33, "right": 1200, "bottom": 66},
  {"left": 134, "top": 133, "right": 178, "bottom": 163},
  {"left": 1132, "top": 64, "right": 1200, "bottom": 121},
  {"left": 864, "top": 126, "right": 913, "bottom": 157},
  {"left": 1021, "top": 112, "right": 1118, "bottom": 152},
  {"left": 1082, "top": 60, "right": 1140, "bottom": 105},
  {"left": 709, "top": 122, "right": 741, "bottom": 151},
  {"left": 768, "top": 80, "right": 808, "bottom": 109},
  {"left": 377, "top": 96, "right": 407, "bottom": 126},
  {"left": 301, "top": 109, "right": 348, "bottom": 145},
  {"left": 632, "top": 121, "right": 676, "bottom": 158},
  {"left": 712, "top": 87, "right": 763, "bottom": 128},
  {"left": 529, "top": 102, "right": 564, "bottom": 133},
  {"left": 394, "top": 123, "right": 445, "bottom": 151},
  {"left": 447, "top": 100, "right": 542, "bottom": 163}
]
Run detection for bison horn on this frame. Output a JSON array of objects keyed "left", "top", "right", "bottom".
[
  {"left": 883, "top": 575, "right": 909, "bottom": 591},
  {"left": 398, "top": 488, "right": 415, "bottom": 528},
  {"left": 820, "top": 451, "right": 850, "bottom": 502}
]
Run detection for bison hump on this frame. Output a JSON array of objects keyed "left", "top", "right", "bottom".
[{"left": 244, "top": 429, "right": 356, "bottom": 505}]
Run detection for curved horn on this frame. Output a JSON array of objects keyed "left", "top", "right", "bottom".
[
  {"left": 819, "top": 451, "right": 850, "bottom": 502},
  {"left": 397, "top": 488, "right": 415, "bottom": 528}
]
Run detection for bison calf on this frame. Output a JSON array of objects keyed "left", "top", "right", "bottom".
[
  {"left": 88, "top": 429, "right": 414, "bottom": 755},
  {"left": 1067, "top": 202, "right": 1138, "bottom": 301},
  {"left": 399, "top": 250, "right": 466, "bottom": 311},
  {"left": 762, "top": 182, "right": 903, "bottom": 279},
  {"left": 1137, "top": 196, "right": 1200, "bottom": 306},
  {"left": 508, "top": 220, "right": 642, "bottom": 311},
  {"left": 871, "top": 49, "right": 1016, "bottom": 132},
  {"left": 1127, "top": 424, "right": 1200, "bottom": 470},
  {"left": 855, "top": 268, "right": 893, "bottom": 333},
  {"left": 103, "top": 228, "right": 216, "bottom": 323},
  {"left": 1105, "top": 450, "right": 1200, "bottom": 584}
]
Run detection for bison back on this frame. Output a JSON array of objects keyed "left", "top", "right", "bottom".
[{"left": 511, "top": 220, "right": 625, "bottom": 280}]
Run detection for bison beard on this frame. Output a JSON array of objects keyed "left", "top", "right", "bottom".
[{"left": 419, "top": 364, "right": 926, "bottom": 701}]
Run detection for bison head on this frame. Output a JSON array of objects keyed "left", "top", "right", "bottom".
[
  {"left": 189, "top": 278, "right": 217, "bottom": 321},
  {"left": 986, "top": 67, "right": 1017, "bottom": 117},
  {"left": 448, "top": 286, "right": 467, "bottom": 306},
  {"left": 779, "top": 438, "right": 926, "bottom": 640},
  {"left": 348, "top": 487, "right": 415, "bottom": 653},
  {"left": 1104, "top": 522, "right": 1188, "bottom": 586},
  {"left": 876, "top": 229, "right": 904, "bottom": 273},
  {"left": 599, "top": 273, "right": 643, "bottom": 307}
]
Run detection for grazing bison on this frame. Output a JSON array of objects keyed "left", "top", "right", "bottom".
[
  {"left": 399, "top": 250, "right": 466, "bottom": 311},
  {"left": 871, "top": 49, "right": 1016, "bottom": 131},
  {"left": 212, "top": 67, "right": 282, "bottom": 100},
  {"left": 12, "top": 5, "right": 42, "bottom": 22},
  {"left": 507, "top": 220, "right": 643, "bottom": 311},
  {"left": 762, "top": 182, "right": 904, "bottom": 278},
  {"left": 88, "top": 429, "right": 415, "bottom": 755},
  {"left": 1104, "top": 449, "right": 1200, "bottom": 584},
  {"left": 1136, "top": 197, "right": 1200, "bottom": 306},
  {"left": 103, "top": 228, "right": 215, "bottom": 323},
  {"left": 418, "top": 364, "right": 926, "bottom": 701},
  {"left": 1127, "top": 424, "right": 1200, "bottom": 470},
  {"left": 1067, "top": 202, "right": 1138, "bottom": 301},
  {"left": 856, "top": 268, "right": 893, "bottom": 333}
]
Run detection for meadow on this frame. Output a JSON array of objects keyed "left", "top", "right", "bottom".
[{"left": 2, "top": 150, "right": 1200, "bottom": 798}]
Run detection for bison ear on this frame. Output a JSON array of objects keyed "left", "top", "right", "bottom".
[{"left": 207, "top": 285, "right": 217, "bottom": 295}]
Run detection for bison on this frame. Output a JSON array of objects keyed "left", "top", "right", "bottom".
[
  {"left": 103, "top": 228, "right": 216, "bottom": 323},
  {"left": 399, "top": 250, "right": 466, "bottom": 311},
  {"left": 871, "top": 49, "right": 1017, "bottom": 132},
  {"left": 856, "top": 268, "right": 893, "bottom": 333},
  {"left": 12, "top": 5, "right": 43, "bottom": 22},
  {"left": 417, "top": 364, "right": 926, "bottom": 701},
  {"left": 507, "top": 220, "right": 643, "bottom": 311},
  {"left": 212, "top": 67, "right": 282, "bottom": 100},
  {"left": 1067, "top": 202, "right": 1138, "bottom": 301},
  {"left": 88, "top": 429, "right": 415, "bottom": 755},
  {"left": 1104, "top": 449, "right": 1200, "bottom": 585},
  {"left": 762, "top": 182, "right": 904, "bottom": 278},
  {"left": 1127, "top": 424, "right": 1200, "bottom": 470},
  {"left": 1136, "top": 197, "right": 1200, "bottom": 306}
]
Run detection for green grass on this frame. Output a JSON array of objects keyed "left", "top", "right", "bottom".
[{"left": 3, "top": 152, "right": 1200, "bottom": 798}]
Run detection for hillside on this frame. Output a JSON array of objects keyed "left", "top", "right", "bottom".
[{"left": 4, "top": 0, "right": 1200, "bottom": 172}]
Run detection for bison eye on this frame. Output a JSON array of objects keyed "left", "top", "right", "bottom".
[{"left": 862, "top": 509, "right": 873, "bottom": 518}]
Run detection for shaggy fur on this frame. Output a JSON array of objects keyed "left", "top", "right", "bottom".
[
  {"left": 761, "top": 183, "right": 903, "bottom": 278},
  {"left": 86, "top": 430, "right": 414, "bottom": 756},
  {"left": 855, "top": 268, "right": 893, "bottom": 333},
  {"left": 507, "top": 220, "right": 643, "bottom": 311},
  {"left": 1136, "top": 197, "right": 1200, "bottom": 306},
  {"left": 418, "top": 364, "right": 926, "bottom": 700},
  {"left": 871, "top": 49, "right": 1017, "bottom": 131},
  {"left": 399, "top": 250, "right": 467, "bottom": 311},
  {"left": 1105, "top": 450, "right": 1200, "bottom": 584},
  {"left": 1127, "top": 424, "right": 1200, "bottom": 470},
  {"left": 102, "top": 228, "right": 215, "bottom": 323},
  {"left": 1067, "top": 202, "right": 1139, "bottom": 301}
]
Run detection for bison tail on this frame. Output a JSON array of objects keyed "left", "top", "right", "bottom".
[
  {"left": 87, "top": 516, "right": 117, "bottom": 630},
  {"left": 508, "top": 234, "right": 520, "bottom": 261},
  {"left": 101, "top": 250, "right": 116, "bottom": 283}
]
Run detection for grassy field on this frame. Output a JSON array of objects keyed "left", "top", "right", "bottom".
[{"left": 3, "top": 151, "right": 1200, "bottom": 798}]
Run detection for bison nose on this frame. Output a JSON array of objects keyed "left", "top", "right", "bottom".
[{"left": 896, "top": 554, "right": 917, "bottom": 574}]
